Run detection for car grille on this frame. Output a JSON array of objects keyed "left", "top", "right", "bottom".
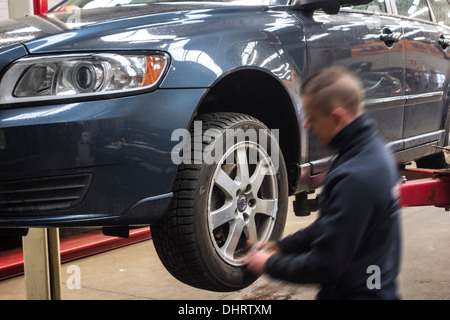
[{"left": 0, "top": 174, "right": 92, "bottom": 214}]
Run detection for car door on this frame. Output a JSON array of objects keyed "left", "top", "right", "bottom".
[
  {"left": 292, "top": 0, "right": 405, "bottom": 174},
  {"left": 427, "top": 0, "right": 450, "bottom": 142},
  {"left": 393, "top": 0, "right": 449, "bottom": 150}
]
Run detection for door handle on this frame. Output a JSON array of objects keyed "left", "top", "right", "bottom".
[
  {"left": 438, "top": 34, "right": 449, "bottom": 50},
  {"left": 380, "top": 28, "right": 401, "bottom": 48}
]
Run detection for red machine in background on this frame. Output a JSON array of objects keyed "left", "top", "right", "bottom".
[{"left": 33, "top": 0, "right": 48, "bottom": 15}]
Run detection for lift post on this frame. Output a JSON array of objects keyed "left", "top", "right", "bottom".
[{"left": 22, "top": 228, "right": 62, "bottom": 300}]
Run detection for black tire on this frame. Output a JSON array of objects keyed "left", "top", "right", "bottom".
[{"left": 151, "top": 112, "right": 288, "bottom": 292}]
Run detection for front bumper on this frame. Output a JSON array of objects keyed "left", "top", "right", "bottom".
[{"left": 0, "top": 88, "right": 206, "bottom": 227}]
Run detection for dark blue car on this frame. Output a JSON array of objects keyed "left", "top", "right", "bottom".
[{"left": 0, "top": 0, "right": 449, "bottom": 291}]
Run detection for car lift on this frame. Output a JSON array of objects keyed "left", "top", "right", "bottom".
[
  {"left": 22, "top": 229, "right": 61, "bottom": 300},
  {"left": 0, "top": 227, "right": 151, "bottom": 299}
]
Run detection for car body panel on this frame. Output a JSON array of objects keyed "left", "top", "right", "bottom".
[
  {"left": 401, "top": 19, "right": 449, "bottom": 139},
  {"left": 295, "top": 10, "right": 408, "bottom": 171},
  {"left": 13, "top": 6, "right": 306, "bottom": 92}
]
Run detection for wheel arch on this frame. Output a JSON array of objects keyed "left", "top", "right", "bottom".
[{"left": 196, "top": 68, "right": 300, "bottom": 194}]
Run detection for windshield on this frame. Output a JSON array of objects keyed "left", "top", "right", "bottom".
[{"left": 51, "top": 0, "right": 287, "bottom": 11}]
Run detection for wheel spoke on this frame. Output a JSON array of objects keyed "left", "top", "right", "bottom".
[
  {"left": 245, "top": 217, "right": 259, "bottom": 243},
  {"left": 214, "top": 168, "right": 238, "bottom": 197},
  {"left": 222, "top": 220, "right": 245, "bottom": 259},
  {"left": 209, "top": 202, "right": 235, "bottom": 230},
  {"left": 250, "top": 160, "right": 270, "bottom": 193},
  {"left": 236, "top": 145, "right": 249, "bottom": 184},
  {"left": 254, "top": 198, "right": 277, "bottom": 218}
]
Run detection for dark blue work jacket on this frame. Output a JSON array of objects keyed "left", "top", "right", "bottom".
[{"left": 266, "top": 112, "right": 401, "bottom": 300}]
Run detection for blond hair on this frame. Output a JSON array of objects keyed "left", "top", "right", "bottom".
[{"left": 300, "top": 66, "right": 364, "bottom": 116}]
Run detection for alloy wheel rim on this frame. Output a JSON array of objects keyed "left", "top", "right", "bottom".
[{"left": 207, "top": 141, "right": 278, "bottom": 266}]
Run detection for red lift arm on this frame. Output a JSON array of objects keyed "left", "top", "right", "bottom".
[{"left": 400, "top": 168, "right": 450, "bottom": 209}]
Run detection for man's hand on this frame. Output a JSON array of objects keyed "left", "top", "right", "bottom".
[
  {"left": 249, "top": 241, "right": 280, "bottom": 254},
  {"left": 244, "top": 241, "right": 280, "bottom": 276}
]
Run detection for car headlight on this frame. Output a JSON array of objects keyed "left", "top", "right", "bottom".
[{"left": 0, "top": 52, "right": 169, "bottom": 105}]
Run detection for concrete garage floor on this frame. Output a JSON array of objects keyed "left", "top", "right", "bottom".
[{"left": 1, "top": 198, "right": 450, "bottom": 300}]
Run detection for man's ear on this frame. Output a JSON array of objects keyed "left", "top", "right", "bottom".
[{"left": 330, "top": 106, "right": 350, "bottom": 129}]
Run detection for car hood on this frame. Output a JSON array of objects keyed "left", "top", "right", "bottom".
[
  {"left": 0, "top": 3, "right": 265, "bottom": 52},
  {"left": 0, "top": 3, "right": 299, "bottom": 88}
]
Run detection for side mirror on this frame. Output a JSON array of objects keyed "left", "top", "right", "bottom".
[{"left": 292, "top": 0, "right": 373, "bottom": 14}]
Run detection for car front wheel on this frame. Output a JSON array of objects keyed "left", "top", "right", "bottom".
[{"left": 152, "top": 112, "right": 288, "bottom": 292}]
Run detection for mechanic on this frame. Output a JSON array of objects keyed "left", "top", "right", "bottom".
[{"left": 245, "top": 66, "right": 402, "bottom": 300}]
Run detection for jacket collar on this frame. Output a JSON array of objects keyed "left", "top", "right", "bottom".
[{"left": 327, "top": 112, "right": 375, "bottom": 154}]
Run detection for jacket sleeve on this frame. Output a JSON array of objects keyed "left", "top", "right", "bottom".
[
  {"left": 277, "top": 219, "right": 320, "bottom": 254},
  {"left": 266, "top": 175, "right": 376, "bottom": 284}
]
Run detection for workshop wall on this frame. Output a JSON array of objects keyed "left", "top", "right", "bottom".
[
  {"left": 48, "top": 0, "right": 61, "bottom": 9},
  {"left": 0, "top": 0, "right": 8, "bottom": 19}
]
